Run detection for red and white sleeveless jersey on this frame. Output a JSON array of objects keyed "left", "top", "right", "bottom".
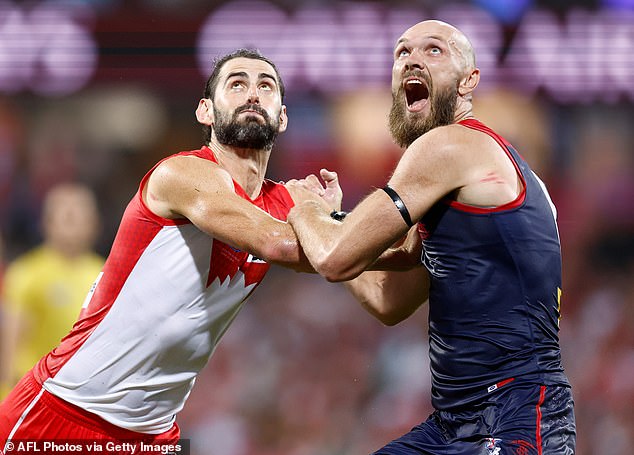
[{"left": 32, "top": 146, "right": 294, "bottom": 434}]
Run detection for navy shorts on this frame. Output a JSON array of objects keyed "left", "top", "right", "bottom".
[{"left": 372, "top": 384, "right": 575, "bottom": 455}]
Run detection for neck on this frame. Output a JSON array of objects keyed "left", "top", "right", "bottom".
[
  {"left": 454, "top": 99, "right": 474, "bottom": 123},
  {"left": 207, "top": 136, "right": 271, "bottom": 198}
]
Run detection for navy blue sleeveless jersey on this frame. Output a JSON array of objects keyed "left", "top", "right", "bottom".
[{"left": 418, "top": 119, "right": 570, "bottom": 411}]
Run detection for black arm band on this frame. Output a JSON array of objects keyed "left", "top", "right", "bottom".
[
  {"left": 330, "top": 210, "right": 348, "bottom": 222},
  {"left": 382, "top": 185, "right": 414, "bottom": 227}
]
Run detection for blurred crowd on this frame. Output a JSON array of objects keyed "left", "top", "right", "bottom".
[{"left": 0, "top": 2, "right": 633, "bottom": 453}]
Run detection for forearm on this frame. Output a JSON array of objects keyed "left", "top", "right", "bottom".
[
  {"left": 258, "top": 224, "right": 315, "bottom": 272},
  {"left": 191, "top": 201, "right": 314, "bottom": 272},
  {"left": 287, "top": 201, "right": 361, "bottom": 280},
  {"left": 288, "top": 197, "right": 405, "bottom": 281},
  {"left": 369, "top": 246, "right": 422, "bottom": 271},
  {"left": 368, "top": 224, "right": 423, "bottom": 271},
  {"left": 344, "top": 267, "right": 429, "bottom": 326}
]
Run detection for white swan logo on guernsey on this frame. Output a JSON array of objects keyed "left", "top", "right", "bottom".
[{"left": 207, "top": 239, "right": 269, "bottom": 287}]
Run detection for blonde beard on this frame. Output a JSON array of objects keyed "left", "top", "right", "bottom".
[{"left": 388, "top": 85, "right": 457, "bottom": 148}]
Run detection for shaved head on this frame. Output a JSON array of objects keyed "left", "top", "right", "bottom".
[
  {"left": 400, "top": 20, "right": 476, "bottom": 72},
  {"left": 389, "top": 20, "right": 480, "bottom": 147}
]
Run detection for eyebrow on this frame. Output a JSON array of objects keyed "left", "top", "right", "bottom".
[
  {"left": 395, "top": 34, "right": 446, "bottom": 47},
  {"left": 226, "top": 71, "right": 278, "bottom": 85}
]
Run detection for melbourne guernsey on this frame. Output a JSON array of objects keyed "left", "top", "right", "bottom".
[
  {"left": 419, "top": 119, "right": 570, "bottom": 411},
  {"left": 33, "top": 146, "right": 294, "bottom": 433}
]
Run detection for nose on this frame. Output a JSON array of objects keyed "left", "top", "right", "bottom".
[
  {"left": 403, "top": 49, "right": 425, "bottom": 72},
  {"left": 247, "top": 85, "right": 260, "bottom": 104},
  {"left": 405, "top": 61, "right": 423, "bottom": 71}
]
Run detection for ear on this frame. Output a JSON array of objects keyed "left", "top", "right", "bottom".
[
  {"left": 196, "top": 98, "right": 214, "bottom": 126},
  {"left": 458, "top": 68, "right": 480, "bottom": 97},
  {"left": 277, "top": 105, "right": 288, "bottom": 133}
]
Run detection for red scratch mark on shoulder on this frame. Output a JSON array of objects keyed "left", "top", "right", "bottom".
[{"left": 480, "top": 172, "right": 506, "bottom": 184}]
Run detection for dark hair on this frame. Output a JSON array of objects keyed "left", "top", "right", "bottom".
[{"left": 201, "top": 48, "right": 286, "bottom": 144}]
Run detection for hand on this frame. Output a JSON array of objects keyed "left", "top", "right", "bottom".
[
  {"left": 285, "top": 177, "right": 328, "bottom": 210},
  {"left": 285, "top": 169, "right": 343, "bottom": 211},
  {"left": 318, "top": 169, "right": 343, "bottom": 211}
]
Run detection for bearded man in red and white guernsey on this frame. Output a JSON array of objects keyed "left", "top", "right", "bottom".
[{"left": 0, "top": 49, "right": 341, "bottom": 451}]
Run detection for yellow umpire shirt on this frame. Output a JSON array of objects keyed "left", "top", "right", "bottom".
[{"left": 2, "top": 245, "right": 104, "bottom": 389}]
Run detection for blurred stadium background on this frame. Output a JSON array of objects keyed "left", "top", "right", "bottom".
[{"left": 0, "top": 0, "right": 633, "bottom": 453}]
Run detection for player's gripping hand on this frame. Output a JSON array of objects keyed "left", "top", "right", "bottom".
[{"left": 285, "top": 169, "right": 342, "bottom": 212}]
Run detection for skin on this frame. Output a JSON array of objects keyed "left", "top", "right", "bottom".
[
  {"left": 144, "top": 57, "right": 339, "bottom": 271},
  {"left": 287, "top": 20, "right": 522, "bottom": 324},
  {"left": 41, "top": 184, "right": 101, "bottom": 258}
]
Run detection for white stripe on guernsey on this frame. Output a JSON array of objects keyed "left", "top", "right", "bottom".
[
  {"left": 3, "top": 388, "right": 45, "bottom": 452},
  {"left": 82, "top": 271, "right": 104, "bottom": 309}
]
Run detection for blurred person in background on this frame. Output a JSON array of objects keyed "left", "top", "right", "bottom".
[
  {"left": 0, "top": 48, "right": 341, "bottom": 451},
  {"left": 0, "top": 233, "right": 7, "bottom": 401},
  {"left": 0, "top": 183, "right": 104, "bottom": 400},
  {"left": 288, "top": 20, "right": 575, "bottom": 454}
]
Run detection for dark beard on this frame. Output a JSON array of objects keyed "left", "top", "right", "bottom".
[
  {"left": 214, "top": 104, "right": 280, "bottom": 150},
  {"left": 388, "top": 83, "right": 457, "bottom": 148}
]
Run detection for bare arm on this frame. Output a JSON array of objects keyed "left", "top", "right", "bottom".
[
  {"left": 345, "top": 267, "right": 429, "bottom": 326},
  {"left": 287, "top": 125, "right": 469, "bottom": 281},
  {"left": 345, "top": 226, "right": 430, "bottom": 325},
  {"left": 145, "top": 155, "right": 313, "bottom": 271},
  {"left": 287, "top": 123, "right": 519, "bottom": 281},
  {"left": 369, "top": 224, "right": 425, "bottom": 271}
]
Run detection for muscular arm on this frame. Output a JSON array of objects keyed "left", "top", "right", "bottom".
[
  {"left": 345, "top": 226, "right": 430, "bottom": 325},
  {"left": 345, "top": 267, "right": 429, "bottom": 326},
  {"left": 145, "top": 155, "right": 312, "bottom": 272},
  {"left": 288, "top": 123, "right": 519, "bottom": 281},
  {"left": 370, "top": 224, "right": 425, "bottom": 271},
  {"left": 288, "top": 125, "right": 468, "bottom": 281}
]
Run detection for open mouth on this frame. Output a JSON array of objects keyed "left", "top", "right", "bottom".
[{"left": 404, "top": 78, "right": 429, "bottom": 111}]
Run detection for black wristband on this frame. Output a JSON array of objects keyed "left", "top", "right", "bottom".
[
  {"left": 330, "top": 210, "right": 348, "bottom": 221},
  {"left": 382, "top": 185, "right": 414, "bottom": 227}
]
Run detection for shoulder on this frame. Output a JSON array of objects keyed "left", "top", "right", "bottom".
[
  {"left": 410, "top": 123, "right": 489, "bottom": 154},
  {"left": 153, "top": 153, "right": 212, "bottom": 176},
  {"left": 405, "top": 124, "right": 498, "bottom": 172},
  {"left": 398, "top": 125, "right": 471, "bottom": 176},
  {"left": 150, "top": 153, "right": 233, "bottom": 193},
  {"left": 143, "top": 151, "right": 240, "bottom": 220}
]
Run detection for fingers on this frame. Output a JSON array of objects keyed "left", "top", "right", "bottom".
[
  {"left": 286, "top": 170, "right": 341, "bottom": 201},
  {"left": 285, "top": 175, "right": 323, "bottom": 195},
  {"left": 320, "top": 169, "right": 339, "bottom": 185},
  {"left": 302, "top": 174, "right": 326, "bottom": 196},
  {"left": 285, "top": 169, "right": 343, "bottom": 212}
]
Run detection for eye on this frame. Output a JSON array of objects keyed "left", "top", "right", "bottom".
[
  {"left": 396, "top": 47, "right": 410, "bottom": 58},
  {"left": 429, "top": 47, "right": 442, "bottom": 56},
  {"left": 259, "top": 82, "right": 273, "bottom": 91},
  {"left": 230, "top": 80, "right": 245, "bottom": 90}
]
